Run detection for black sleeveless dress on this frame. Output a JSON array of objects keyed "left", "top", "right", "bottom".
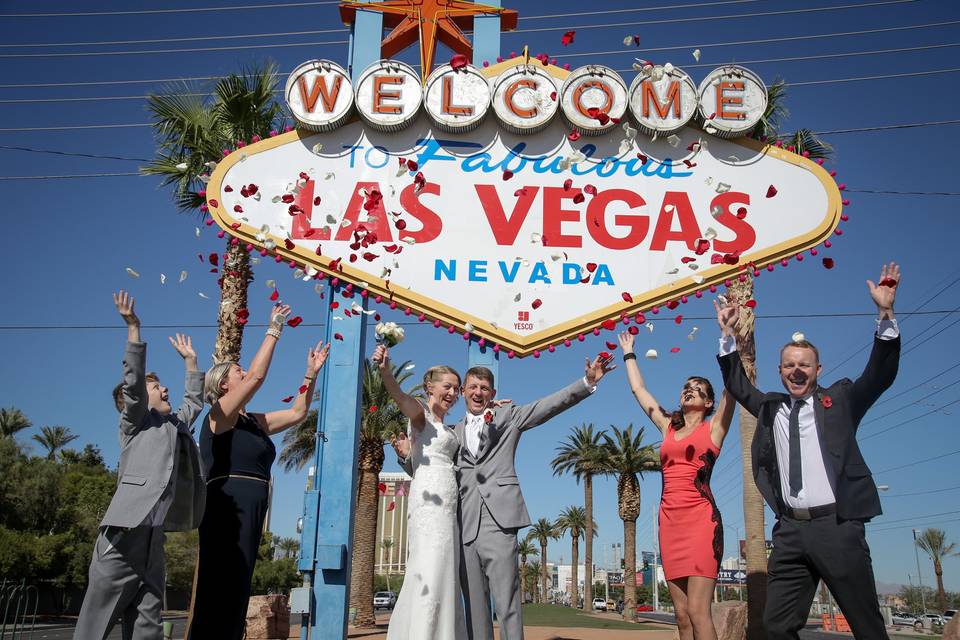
[{"left": 187, "top": 412, "right": 276, "bottom": 640}]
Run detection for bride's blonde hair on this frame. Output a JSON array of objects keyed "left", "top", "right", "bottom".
[{"left": 422, "top": 365, "right": 461, "bottom": 390}]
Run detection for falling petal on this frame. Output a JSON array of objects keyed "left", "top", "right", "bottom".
[
  {"left": 179, "top": 271, "right": 188, "bottom": 283},
  {"left": 404, "top": 363, "right": 416, "bottom": 370},
  {"left": 645, "top": 322, "right": 655, "bottom": 333},
  {"left": 715, "top": 182, "right": 731, "bottom": 194},
  {"left": 692, "top": 275, "right": 705, "bottom": 284},
  {"left": 666, "top": 134, "right": 681, "bottom": 148},
  {"left": 195, "top": 227, "right": 201, "bottom": 238},
  {"left": 160, "top": 273, "right": 167, "bottom": 285},
  {"left": 312, "top": 143, "right": 323, "bottom": 155},
  {"left": 666, "top": 268, "right": 679, "bottom": 274},
  {"left": 687, "top": 327, "right": 699, "bottom": 341},
  {"left": 175, "top": 162, "right": 188, "bottom": 171},
  {"left": 198, "top": 292, "right": 209, "bottom": 299},
  {"left": 514, "top": 292, "right": 522, "bottom": 302},
  {"left": 125, "top": 267, "right": 140, "bottom": 279},
  {"left": 792, "top": 331, "right": 805, "bottom": 342},
  {"left": 645, "top": 349, "right": 658, "bottom": 359},
  {"left": 692, "top": 48, "right": 701, "bottom": 61},
  {"left": 704, "top": 227, "right": 718, "bottom": 240}
]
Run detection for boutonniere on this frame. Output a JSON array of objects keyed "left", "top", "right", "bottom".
[
  {"left": 819, "top": 393, "right": 833, "bottom": 409},
  {"left": 483, "top": 410, "right": 494, "bottom": 424}
]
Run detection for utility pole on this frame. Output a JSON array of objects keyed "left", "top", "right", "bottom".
[
  {"left": 912, "top": 529, "right": 927, "bottom": 614},
  {"left": 652, "top": 509, "right": 659, "bottom": 612}
]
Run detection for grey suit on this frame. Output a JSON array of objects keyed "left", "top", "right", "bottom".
[
  {"left": 405, "top": 378, "right": 593, "bottom": 640},
  {"left": 74, "top": 341, "right": 205, "bottom": 640}
]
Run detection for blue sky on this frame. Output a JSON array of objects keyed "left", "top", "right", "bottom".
[{"left": 1, "top": 0, "right": 958, "bottom": 591}]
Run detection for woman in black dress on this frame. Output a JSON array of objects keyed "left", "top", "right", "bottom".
[{"left": 186, "top": 304, "right": 329, "bottom": 640}]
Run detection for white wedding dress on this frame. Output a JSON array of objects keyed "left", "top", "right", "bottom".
[{"left": 386, "top": 409, "right": 467, "bottom": 640}]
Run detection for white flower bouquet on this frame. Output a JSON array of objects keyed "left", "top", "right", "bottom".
[{"left": 375, "top": 321, "right": 405, "bottom": 347}]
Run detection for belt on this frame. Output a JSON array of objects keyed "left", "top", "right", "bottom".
[
  {"left": 783, "top": 503, "right": 836, "bottom": 521},
  {"left": 206, "top": 473, "right": 269, "bottom": 485}
]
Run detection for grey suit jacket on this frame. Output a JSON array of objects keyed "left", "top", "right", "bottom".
[
  {"left": 455, "top": 378, "right": 593, "bottom": 543},
  {"left": 100, "top": 341, "right": 207, "bottom": 531}
]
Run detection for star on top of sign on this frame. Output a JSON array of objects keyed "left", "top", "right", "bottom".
[{"left": 339, "top": 0, "right": 518, "bottom": 83}]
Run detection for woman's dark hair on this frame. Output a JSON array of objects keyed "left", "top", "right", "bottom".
[{"left": 659, "top": 376, "right": 716, "bottom": 430}]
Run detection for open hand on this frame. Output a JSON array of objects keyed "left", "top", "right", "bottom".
[
  {"left": 714, "top": 298, "right": 739, "bottom": 336},
  {"left": 168, "top": 333, "right": 196, "bottom": 360},
  {"left": 390, "top": 432, "right": 411, "bottom": 459},
  {"left": 113, "top": 291, "right": 139, "bottom": 326},
  {"left": 617, "top": 331, "right": 635, "bottom": 353},
  {"left": 371, "top": 344, "right": 390, "bottom": 370},
  {"left": 867, "top": 262, "right": 900, "bottom": 313},
  {"left": 269, "top": 304, "right": 291, "bottom": 330},
  {"left": 585, "top": 352, "right": 616, "bottom": 385},
  {"left": 307, "top": 341, "right": 330, "bottom": 375}
]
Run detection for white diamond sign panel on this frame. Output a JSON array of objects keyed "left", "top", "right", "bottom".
[{"left": 207, "top": 62, "right": 841, "bottom": 357}]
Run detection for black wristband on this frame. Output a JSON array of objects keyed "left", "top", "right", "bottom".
[{"left": 622, "top": 353, "right": 637, "bottom": 362}]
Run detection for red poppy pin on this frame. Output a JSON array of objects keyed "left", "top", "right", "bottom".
[
  {"left": 820, "top": 394, "right": 833, "bottom": 409},
  {"left": 484, "top": 410, "right": 494, "bottom": 424}
]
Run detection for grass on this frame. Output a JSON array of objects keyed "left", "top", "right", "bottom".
[{"left": 520, "top": 603, "right": 661, "bottom": 630}]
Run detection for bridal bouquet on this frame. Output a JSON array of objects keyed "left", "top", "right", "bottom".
[{"left": 375, "top": 321, "right": 405, "bottom": 347}]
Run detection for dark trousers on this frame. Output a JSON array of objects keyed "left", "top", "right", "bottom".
[{"left": 765, "top": 515, "right": 888, "bottom": 640}]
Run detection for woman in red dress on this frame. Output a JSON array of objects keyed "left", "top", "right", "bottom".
[{"left": 618, "top": 331, "right": 735, "bottom": 640}]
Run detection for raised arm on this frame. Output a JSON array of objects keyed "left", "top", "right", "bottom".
[
  {"left": 372, "top": 344, "right": 424, "bottom": 429},
  {"left": 208, "top": 304, "right": 289, "bottom": 433},
  {"left": 169, "top": 333, "right": 205, "bottom": 429},
  {"left": 715, "top": 299, "right": 764, "bottom": 417},
  {"left": 512, "top": 353, "right": 614, "bottom": 433},
  {"left": 114, "top": 291, "right": 148, "bottom": 435},
  {"left": 851, "top": 262, "right": 902, "bottom": 424},
  {"left": 709, "top": 389, "right": 736, "bottom": 448},
  {"left": 617, "top": 331, "right": 671, "bottom": 434},
  {"left": 256, "top": 341, "right": 330, "bottom": 435}
]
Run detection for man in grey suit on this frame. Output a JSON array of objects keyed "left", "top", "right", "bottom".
[
  {"left": 74, "top": 291, "right": 206, "bottom": 640},
  {"left": 396, "top": 355, "right": 613, "bottom": 640}
]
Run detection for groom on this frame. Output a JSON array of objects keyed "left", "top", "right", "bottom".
[{"left": 396, "top": 355, "right": 613, "bottom": 640}]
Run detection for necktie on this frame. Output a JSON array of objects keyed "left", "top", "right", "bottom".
[
  {"left": 476, "top": 417, "right": 487, "bottom": 457},
  {"left": 788, "top": 399, "right": 804, "bottom": 497}
]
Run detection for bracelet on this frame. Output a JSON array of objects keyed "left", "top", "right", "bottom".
[
  {"left": 622, "top": 353, "right": 637, "bottom": 362},
  {"left": 304, "top": 375, "right": 315, "bottom": 381},
  {"left": 266, "top": 328, "right": 282, "bottom": 340}
]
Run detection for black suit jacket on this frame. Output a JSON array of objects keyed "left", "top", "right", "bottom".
[{"left": 718, "top": 335, "right": 900, "bottom": 521}]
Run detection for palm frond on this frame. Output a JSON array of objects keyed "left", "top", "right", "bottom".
[
  {"left": 751, "top": 79, "right": 788, "bottom": 141},
  {"left": 779, "top": 128, "right": 834, "bottom": 160}
]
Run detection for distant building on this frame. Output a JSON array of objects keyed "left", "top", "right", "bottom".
[{"left": 375, "top": 472, "right": 411, "bottom": 574}]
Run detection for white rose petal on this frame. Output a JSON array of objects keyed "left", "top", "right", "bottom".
[
  {"left": 324, "top": 172, "right": 335, "bottom": 180},
  {"left": 125, "top": 267, "right": 140, "bottom": 279},
  {"left": 618, "top": 139, "right": 633, "bottom": 156},
  {"left": 692, "top": 275, "right": 705, "bottom": 284},
  {"left": 312, "top": 143, "right": 323, "bottom": 155},
  {"left": 514, "top": 293, "right": 522, "bottom": 302},
  {"left": 792, "top": 331, "right": 805, "bottom": 342},
  {"left": 704, "top": 227, "right": 718, "bottom": 240},
  {"left": 464, "top": 323, "right": 474, "bottom": 332},
  {"left": 645, "top": 349, "right": 658, "bottom": 360},
  {"left": 667, "top": 134, "right": 681, "bottom": 148},
  {"left": 404, "top": 363, "right": 416, "bottom": 370},
  {"left": 689, "top": 264, "right": 700, "bottom": 271},
  {"left": 195, "top": 227, "right": 201, "bottom": 238},
  {"left": 272, "top": 195, "right": 282, "bottom": 203},
  {"left": 179, "top": 270, "right": 188, "bottom": 283},
  {"left": 715, "top": 182, "right": 731, "bottom": 194},
  {"left": 663, "top": 62, "right": 674, "bottom": 74},
  {"left": 175, "top": 162, "right": 188, "bottom": 171},
  {"left": 623, "top": 36, "right": 633, "bottom": 46},
  {"left": 530, "top": 232, "right": 542, "bottom": 244},
  {"left": 204, "top": 161, "right": 218, "bottom": 170},
  {"left": 688, "top": 327, "right": 699, "bottom": 341},
  {"left": 160, "top": 273, "right": 166, "bottom": 285},
  {"left": 198, "top": 291, "right": 209, "bottom": 299},
  {"left": 314, "top": 284, "right": 324, "bottom": 295},
  {"left": 251, "top": 257, "right": 261, "bottom": 265},
  {"left": 265, "top": 279, "right": 277, "bottom": 289},
  {"left": 645, "top": 322, "right": 655, "bottom": 333},
  {"left": 666, "top": 268, "right": 679, "bottom": 275},
  {"left": 692, "top": 48, "right": 701, "bottom": 62}
]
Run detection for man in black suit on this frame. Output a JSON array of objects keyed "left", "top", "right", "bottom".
[{"left": 716, "top": 262, "right": 901, "bottom": 639}]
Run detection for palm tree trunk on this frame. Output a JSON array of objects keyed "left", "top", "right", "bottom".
[
  {"left": 540, "top": 543, "right": 548, "bottom": 604},
  {"left": 729, "top": 274, "right": 768, "bottom": 640},
  {"left": 935, "top": 559, "right": 947, "bottom": 612},
  {"left": 571, "top": 535, "right": 580, "bottom": 609},
  {"left": 349, "top": 466, "right": 380, "bottom": 627},
  {"left": 519, "top": 554, "right": 526, "bottom": 605},
  {"left": 622, "top": 519, "right": 637, "bottom": 622},
  {"left": 583, "top": 474, "right": 594, "bottom": 610},
  {"left": 213, "top": 240, "right": 252, "bottom": 363}
]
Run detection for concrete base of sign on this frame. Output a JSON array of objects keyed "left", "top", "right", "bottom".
[
  {"left": 669, "top": 601, "right": 747, "bottom": 640},
  {"left": 945, "top": 614, "right": 959, "bottom": 640},
  {"left": 245, "top": 594, "right": 290, "bottom": 639}
]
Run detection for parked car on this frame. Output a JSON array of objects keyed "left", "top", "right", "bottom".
[
  {"left": 592, "top": 598, "right": 607, "bottom": 611},
  {"left": 891, "top": 611, "right": 916, "bottom": 625},
  {"left": 915, "top": 613, "right": 944, "bottom": 630},
  {"left": 373, "top": 591, "right": 397, "bottom": 610},
  {"left": 606, "top": 599, "right": 615, "bottom": 609},
  {"left": 944, "top": 609, "right": 957, "bottom": 621},
  {"left": 637, "top": 603, "right": 655, "bottom": 612}
]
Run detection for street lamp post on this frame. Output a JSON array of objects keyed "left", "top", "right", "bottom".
[{"left": 912, "top": 529, "right": 927, "bottom": 615}]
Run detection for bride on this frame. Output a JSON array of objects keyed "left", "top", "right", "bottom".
[{"left": 372, "top": 344, "right": 468, "bottom": 640}]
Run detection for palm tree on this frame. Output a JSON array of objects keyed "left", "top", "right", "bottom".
[
  {"left": 349, "top": 359, "right": 417, "bottom": 627},
  {"left": 278, "top": 406, "right": 319, "bottom": 474},
  {"left": 142, "top": 63, "right": 287, "bottom": 362},
  {"left": 729, "top": 274, "right": 767, "bottom": 638},
  {"left": 555, "top": 505, "right": 597, "bottom": 611},
  {"left": 380, "top": 538, "right": 394, "bottom": 591},
  {"left": 601, "top": 425, "right": 659, "bottom": 621},
  {"left": 915, "top": 528, "right": 960, "bottom": 612},
  {"left": 31, "top": 425, "right": 78, "bottom": 460},
  {"left": 276, "top": 536, "right": 300, "bottom": 560},
  {"left": 0, "top": 407, "right": 32, "bottom": 438},
  {"left": 525, "top": 561, "right": 542, "bottom": 603},
  {"left": 517, "top": 540, "right": 539, "bottom": 605},
  {"left": 527, "top": 518, "right": 559, "bottom": 604},
  {"left": 551, "top": 423, "right": 605, "bottom": 609},
  {"left": 751, "top": 80, "right": 833, "bottom": 160}
]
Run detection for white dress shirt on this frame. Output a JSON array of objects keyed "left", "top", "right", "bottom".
[{"left": 719, "top": 319, "right": 899, "bottom": 509}]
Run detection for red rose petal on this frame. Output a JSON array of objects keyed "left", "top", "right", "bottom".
[
  {"left": 387, "top": 501, "right": 396, "bottom": 511},
  {"left": 270, "top": 289, "right": 279, "bottom": 301},
  {"left": 636, "top": 152, "right": 648, "bottom": 164},
  {"left": 532, "top": 298, "right": 542, "bottom": 310},
  {"left": 208, "top": 252, "right": 219, "bottom": 266},
  {"left": 683, "top": 160, "right": 697, "bottom": 168},
  {"left": 298, "top": 385, "right": 308, "bottom": 394},
  {"left": 223, "top": 185, "right": 233, "bottom": 192},
  {"left": 622, "top": 292, "right": 633, "bottom": 302},
  {"left": 514, "top": 188, "right": 528, "bottom": 197},
  {"left": 378, "top": 482, "right": 386, "bottom": 493},
  {"left": 674, "top": 315, "right": 683, "bottom": 324},
  {"left": 450, "top": 53, "right": 468, "bottom": 70},
  {"left": 287, "top": 316, "right": 303, "bottom": 328},
  {"left": 666, "top": 300, "right": 679, "bottom": 310},
  {"left": 745, "top": 300, "right": 757, "bottom": 308},
  {"left": 563, "top": 178, "right": 573, "bottom": 191},
  {"left": 561, "top": 30, "right": 576, "bottom": 46},
  {"left": 573, "top": 192, "right": 585, "bottom": 204},
  {"left": 281, "top": 395, "right": 294, "bottom": 403},
  {"left": 502, "top": 170, "right": 514, "bottom": 181},
  {"left": 586, "top": 263, "right": 598, "bottom": 272},
  {"left": 407, "top": 161, "right": 418, "bottom": 172},
  {"left": 766, "top": 185, "right": 778, "bottom": 198},
  {"left": 550, "top": 91, "right": 557, "bottom": 101},
  {"left": 606, "top": 341, "right": 617, "bottom": 350},
  {"left": 284, "top": 238, "right": 295, "bottom": 250},
  {"left": 233, "top": 204, "right": 243, "bottom": 213},
  {"left": 313, "top": 196, "right": 322, "bottom": 206},
  {"left": 628, "top": 326, "right": 639, "bottom": 335},
  {"left": 670, "top": 347, "right": 681, "bottom": 353},
  {"left": 282, "top": 194, "right": 295, "bottom": 203},
  {"left": 584, "top": 184, "right": 597, "bottom": 196},
  {"left": 334, "top": 332, "right": 344, "bottom": 341},
  {"left": 694, "top": 239, "right": 710, "bottom": 255},
  {"left": 879, "top": 277, "right": 897, "bottom": 288},
  {"left": 822, "top": 257, "right": 835, "bottom": 269},
  {"left": 601, "top": 319, "right": 617, "bottom": 331}
]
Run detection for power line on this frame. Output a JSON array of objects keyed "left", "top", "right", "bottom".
[
  {"left": 865, "top": 509, "right": 960, "bottom": 527},
  {"left": 846, "top": 189, "right": 960, "bottom": 196},
  {"left": 814, "top": 118, "right": 960, "bottom": 135},
  {"left": 858, "top": 397, "right": 960, "bottom": 442},
  {"left": 1, "top": 19, "right": 954, "bottom": 91},
  {"left": 523, "top": 0, "right": 764, "bottom": 20},
  {"left": 0, "top": 1, "right": 340, "bottom": 18},
  {"left": 0, "top": 172, "right": 141, "bottom": 180},
  {"left": 901, "top": 315, "right": 960, "bottom": 357},
  {"left": 0, "top": 27, "right": 349, "bottom": 47},
  {"left": 790, "top": 68, "right": 960, "bottom": 87},
  {"left": 511, "top": 0, "right": 921, "bottom": 36},
  {"left": 0, "top": 145, "right": 150, "bottom": 162},
  {"left": 881, "top": 484, "right": 960, "bottom": 498},
  {"left": 868, "top": 517, "right": 960, "bottom": 533},
  {"left": 0, "top": 123, "right": 150, "bottom": 132},
  {"left": 874, "top": 449, "right": 960, "bottom": 475},
  {"left": 0, "top": 38, "right": 348, "bottom": 59},
  {"left": 861, "top": 376, "right": 960, "bottom": 427},
  {"left": 873, "top": 360, "right": 960, "bottom": 408}
]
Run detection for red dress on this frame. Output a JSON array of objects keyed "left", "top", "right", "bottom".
[{"left": 658, "top": 420, "right": 723, "bottom": 581}]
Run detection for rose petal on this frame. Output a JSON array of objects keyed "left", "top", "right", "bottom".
[
  {"left": 561, "top": 30, "right": 576, "bottom": 46},
  {"left": 450, "top": 54, "right": 468, "bottom": 71},
  {"left": 822, "top": 257, "right": 835, "bottom": 269},
  {"left": 567, "top": 130, "right": 581, "bottom": 142},
  {"left": 670, "top": 347, "right": 681, "bottom": 353},
  {"left": 502, "top": 170, "right": 514, "bottom": 181},
  {"left": 573, "top": 192, "right": 585, "bottom": 204},
  {"left": 563, "top": 178, "right": 573, "bottom": 191},
  {"left": 645, "top": 349, "right": 658, "bottom": 359},
  {"left": 601, "top": 319, "right": 617, "bottom": 331},
  {"left": 622, "top": 292, "right": 633, "bottom": 302},
  {"left": 287, "top": 316, "right": 303, "bottom": 328},
  {"left": 792, "top": 331, "right": 805, "bottom": 342},
  {"left": 766, "top": 185, "right": 778, "bottom": 198},
  {"left": 745, "top": 300, "right": 757, "bottom": 308},
  {"left": 334, "top": 332, "right": 344, "bottom": 341},
  {"left": 270, "top": 289, "right": 279, "bottom": 301},
  {"left": 298, "top": 385, "right": 308, "bottom": 394},
  {"left": 674, "top": 315, "right": 683, "bottom": 324},
  {"left": 281, "top": 395, "right": 294, "bottom": 403},
  {"left": 531, "top": 298, "right": 543, "bottom": 310},
  {"left": 125, "top": 267, "right": 140, "bottom": 279},
  {"left": 584, "top": 184, "right": 597, "bottom": 196}
]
